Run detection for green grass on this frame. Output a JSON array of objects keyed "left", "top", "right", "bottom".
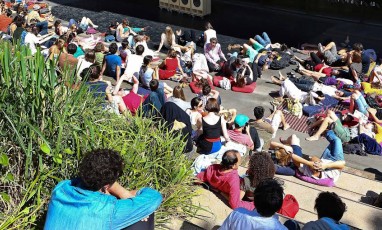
[{"left": 0, "top": 41, "right": 199, "bottom": 229}]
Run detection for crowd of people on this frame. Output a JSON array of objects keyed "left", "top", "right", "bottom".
[{"left": 1, "top": 0, "right": 381, "bottom": 229}]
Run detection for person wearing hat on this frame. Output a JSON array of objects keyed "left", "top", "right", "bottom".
[{"left": 228, "top": 114, "right": 262, "bottom": 151}]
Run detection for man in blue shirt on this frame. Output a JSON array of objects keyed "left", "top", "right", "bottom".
[
  {"left": 44, "top": 149, "right": 162, "bottom": 230},
  {"left": 303, "top": 192, "right": 349, "bottom": 230},
  {"left": 219, "top": 179, "right": 289, "bottom": 230},
  {"left": 101, "top": 42, "right": 122, "bottom": 82},
  {"left": 353, "top": 43, "right": 377, "bottom": 75}
]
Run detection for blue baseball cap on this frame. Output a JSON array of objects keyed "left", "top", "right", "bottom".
[{"left": 234, "top": 114, "right": 249, "bottom": 127}]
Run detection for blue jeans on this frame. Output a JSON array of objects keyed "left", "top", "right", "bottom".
[
  {"left": 288, "top": 76, "right": 314, "bottom": 92},
  {"left": 321, "top": 130, "right": 344, "bottom": 161},
  {"left": 355, "top": 95, "right": 369, "bottom": 115},
  {"left": 128, "top": 35, "right": 135, "bottom": 48},
  {"left": 255, "top": 32, "right": 271, "bottom": 47},
  {"left": 36, "top": 21, "right": 48, "bottom": 36},
  {"left": 69, "top": 19, "right": 78, "bottom": 28}
]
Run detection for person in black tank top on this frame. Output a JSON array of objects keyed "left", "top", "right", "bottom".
[{"left": 197, "top": 98, "right": 231, "bottom": 154}]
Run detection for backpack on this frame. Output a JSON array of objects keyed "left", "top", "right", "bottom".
[
  {"left": 104, "top": 35, "right": 115, "bottom": 42},
  {"left": 219, "top": 77, "right": 231, "bottom": 90},
  {"left": 86, "top": 27, "right": 98, "bottom": 35},
  {"left": 286, "top": 98, "right": 302, "bottom": 117},
  {"left": 278, "top": 194, "right": 300, "bottom": 218},
  {"left": 343, "top": 143, "right": 366, "bottom": 156},
  {"left": 270, "top": 52, "right": 291, "bottom": 70}
]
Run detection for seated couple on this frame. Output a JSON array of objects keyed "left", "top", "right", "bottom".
[
  {"left": 196, "top": 150, "right": 252, "bottom": 210},
  {"left": 270, "top": 131, "right": 345, "bottom": 185}
]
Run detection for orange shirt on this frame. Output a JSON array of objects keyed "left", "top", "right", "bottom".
[{"left": 0, "top": 15, "right": 12, "bottom": 33}]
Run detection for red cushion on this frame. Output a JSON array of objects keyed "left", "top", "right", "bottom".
[
  {"left": 213, "top": 76, "right": 256, "bottom": 93},
  {"left": 189, "top": 79, "right": 215, "bottom": 94},
  {"left": 232, "top": 82, "right": 257, "bottom": 93},
  {"left": 213, "top": 76, "right": 223, "bottom": 87},
  {"left": 213, "top": 76, "right": 235, "bottom": 87}
]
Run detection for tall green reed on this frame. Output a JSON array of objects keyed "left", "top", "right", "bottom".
[{"left": 0, "top": 41, "right": 199, "bottom": 229}]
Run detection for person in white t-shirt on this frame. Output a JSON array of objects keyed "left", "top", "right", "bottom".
[
  {"left": 77, "top": 50, "right": 96, "bottom": 80},
  {"left": 115, "top": 19, "right": 146, "bottom": 43},
  {"left": 219, "top": 179, "right": 289, "bottom": 230},
  {"left": 24, "top": 25, "right": 54, "bottom": 55},
  {"left": 156, "top": 26, "right": 187, "bottom": 53},
  {"left": 204, "top": 22, "right": 217, "bottom": 45},
  {"left": 291, "top": 130, "right": 346, "bottom": 183},
  {"left": 124, "top": 44, "right": 145, "bottom": 78}
]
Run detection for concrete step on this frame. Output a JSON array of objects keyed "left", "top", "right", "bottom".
[
  {"left": 277, "top": 172, "right": 382, "bottom": 204},
  {"left": 277, "top": 174, "right": 382, "bottom": 229},
  {"left": 182, "top": 166, "right": 382, "bottom": 230}
]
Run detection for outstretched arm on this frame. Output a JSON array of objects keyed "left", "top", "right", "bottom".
[
  {"left": 156, "top": 34, "right": 164, "bottom": 52},
  {"left": 131, "top": 75, "right": 139, "bottom": 94},
  {"left": 210, "top": 89, "right": 219, "bottom": 99},
  {"left": 108, "top": 182, "right": 137, "bottom": 199},
  {"left": 270, "top": 141, "right": 293, "bottom": 153},
  {"left": 320, "top": 160, "right": 346, "bottom": 171},
  {"left": 291, "top": 153, "right": 314, "bottom": 168},
  {"left": 221, "top": 117, "right": 231, "bottom": 142},
  {"left": 113, "top": 74, "right": 131, "bottom": 95}
]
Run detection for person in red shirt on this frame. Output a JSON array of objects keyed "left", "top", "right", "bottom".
[
  {"left": 0, "top": 8, "right": 12, "bottom": 33},
  {"left": 196, "top": 150, "right": 254, "bottom": 210},
  {"left": 113, "top": 75, "right": 145, "bottom": 116}
]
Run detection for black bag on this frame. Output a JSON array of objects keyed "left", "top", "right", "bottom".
[
  {"left": 39, "top": 8, "right": 50, "bottom": 14},
  {"left": 365, "top": 96, "right": 380, "bottom": 109},
  {"left": 270, "top": 52, "right": 291, "bottom": 70},
  {"left": 343, "top": 143, "right": 367, "bottom": 156}
]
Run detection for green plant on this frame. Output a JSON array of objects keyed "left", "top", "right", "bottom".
[{"left": 0, "top": 41, "right": 198, "bottom": 229}]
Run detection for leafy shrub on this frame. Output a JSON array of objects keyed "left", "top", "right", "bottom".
[{"left": 0, "top": 41, "right": 197, "bottom": 229}]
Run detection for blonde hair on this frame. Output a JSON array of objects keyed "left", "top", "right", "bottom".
[
  {"left": 165, "top": 26, "right": 173, "bottom": 47},
  {"left": 173, "top": 86, "right": 186, "bottom": 101},
  {"left": 56, "top": 39, "right": 65, "bottom": 46},
  {"left": 275, "top": 148, "right": 292, "bottom": 166},
  {"left": 70, "top": 24, "right": 76, "bottom": 30}
]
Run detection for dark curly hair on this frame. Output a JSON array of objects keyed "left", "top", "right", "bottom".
[
  {"left": 79, "top": 149, "right": 124, "bottom": 191},
  {"left": 315, "top": 192, "right": 347, "bottom": 221},
  {"left": 247, "top": 151, "right": 276, "bottom": 188},
  {"left": 254, "top": 178, "right": 284, "bottom": 217}
]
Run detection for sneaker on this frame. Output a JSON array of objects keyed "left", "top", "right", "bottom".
[
  {"left": 373, "top": 193, "right": 382, "bottom": 208},
  {"left": 318, "top": 43, "right": 324, "bottom": 53}
]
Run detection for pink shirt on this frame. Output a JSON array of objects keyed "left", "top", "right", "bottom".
[
  {"left": 122, "top": 91, "right": 144, "bottom": 116},
  {"left": 197, "top": 164, "right": 254, "bottom": 210},
  {"left": 228, "top": 130, "right": 254, "bottom": 149},
  {"left": 204, "top": 43, "right": 226, "bottom": 64}
]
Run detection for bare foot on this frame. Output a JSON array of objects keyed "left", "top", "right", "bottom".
[
  {"left": 283, "top": 124, "right": 290, "bottom": 131},
  {"left": 297, "top": 63, "right": 304, "bottom": 72},
  {"left": 279, "top": 137, "right": 288, "bottom": 144},
  {"left": 278, "top": 71, "right": 286, "bottom": 81},
  {"left": 271, "top": 76, "right": 281, "bottom": 85},
  {"left": 306, "top": 136, "right": 319, "bottom": 141}
]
